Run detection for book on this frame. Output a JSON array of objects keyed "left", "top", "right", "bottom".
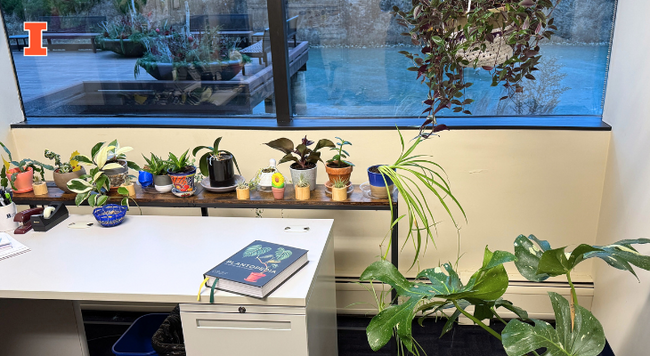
[
  {"left": 0, "top": 233, "right": 30, "bottom": 261},
  {"left": 204, "top": 240, "right": 308, "bottom": 298}
]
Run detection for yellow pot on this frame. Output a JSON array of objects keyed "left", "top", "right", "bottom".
[
  {"left": 295, "top": 185, "right": 310, "bottom": 200},
  {"left": 122, "top": 183, "right": 136, "bottom": 197},
  {"left": 332, "top": 187, "right": 348, "bottom": 201},
  {"left": 236, "top": 188, "right": 250, "bottom": 200},
  {"left": 32, "top": 182, "right": 48, "bottom": 196}
]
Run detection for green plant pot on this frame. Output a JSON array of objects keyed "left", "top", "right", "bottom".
[{"left": 139, "top": 60, "right": 243, "bottom": 81}]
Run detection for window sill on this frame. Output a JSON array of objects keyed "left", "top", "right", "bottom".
[{"left": 11, "top": 115, "right": 611, "bottom": 131}]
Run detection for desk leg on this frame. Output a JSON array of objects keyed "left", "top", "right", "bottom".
[{"left": 201, "top": 207, "right": 209, "bottom": 217}]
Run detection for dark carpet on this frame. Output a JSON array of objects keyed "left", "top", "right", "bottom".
[{"left": 84, "top": 312, "right": 616, "bottom": 356}]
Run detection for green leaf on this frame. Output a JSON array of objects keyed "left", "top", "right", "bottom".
[
  {"left": 192, "top": 145, "right": 212, "bottom": 157},
  {"left": 502, "top": 292, "right": 605, "bottom": 356},
  {"left": 366, "top": 297, "right": 420, "bottom": 352},
  {"left": 126, "top": 161, "right": 141, "bottom": 171},
  {"left": 432, "top": 36, "right": 444, "bottom": 46},
  {"left": 199, "top": 152, "right": 211, "bottom": 177},
  {"left": 513, "top": 234, "right": 551, "bottom": 282},
  {"left": 88, "top": 194, "right": 97, "bottom": 207},
  {"left": 265, "top": 138, "right": 294, "bottom": 154},
  {"left": 75, "top": 191, "right": 90, "bottom": 206},
  {"left": 117, "top": 187, "right": 129, "bottom": 195},
  {"left": 67, "top": 178, "right": 93, "bottom": 193},
  {"left": 213, "top": 137, "right": 222, "bottom": 152},
  {"left": 537, "top": 247, "right": 571, "bottom": 276},
  {"left": 361, "top": 260, "right": 435, "bottom": 298},
  {"left": 91, "top": 142, "right": 105, "bottom": 160},
  {"left": 278, "top": 153, "right": 298, "bottom": 165},
  {"left": 584, "top": 238, "right": 650, "bottom": 279},
  {"left": 73, "top": 155, "right": 94, "bottom": 165},
  {"left": 96, "top": 195, "right": 109, "bottom": 207},
  {"left": 567, "top": 244, "right": 603, "bottom": 270},
  {"left": 314, "top": 139, "right": 335, "bottom": 151}
]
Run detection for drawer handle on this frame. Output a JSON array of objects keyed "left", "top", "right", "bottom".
[{"left": 197, "top": 319, "right": 291, "bottom": 330}]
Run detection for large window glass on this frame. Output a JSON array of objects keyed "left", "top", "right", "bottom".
[
  {"left": 1, "top": 0, "right": 279, "bottom": 117},
  {"left": 288, "top": 0, "right": 615, "bottom": 118}
]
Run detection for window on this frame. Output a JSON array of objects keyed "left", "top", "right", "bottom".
[{"left": 1, "top": 0, "right": 616, "bottom": 125}]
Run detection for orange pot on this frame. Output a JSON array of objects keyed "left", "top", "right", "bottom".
[
  {"left": 272, "top": 187, "right": 285, "bottom": 200},
  {"left": 8, "top": 167, "right": 34, "bottom": 193},
  {"left": 325, "top": 163, "right": 353, "bottom": 184}
]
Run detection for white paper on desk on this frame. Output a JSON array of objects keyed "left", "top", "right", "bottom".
[{"left": 0, "top": 235, "right": 30, "bottom": 261}]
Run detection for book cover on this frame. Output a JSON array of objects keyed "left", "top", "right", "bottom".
[{"left": 205, "top": 240, "right": 308, "bottom": 288}]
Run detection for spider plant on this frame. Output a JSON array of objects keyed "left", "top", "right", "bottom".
[{"left": 376, "top": 128, "right": 465, "bottom": 267}]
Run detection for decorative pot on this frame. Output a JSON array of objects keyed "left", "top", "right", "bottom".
[
  {"left": 258, "top": 159, "right": 277, "bottom": 191},
  {"left": 0, "top": 203, "right": 18, "bottom": 232},
  {"left": 325, "top": 163, "right": 353, "bottom": 184},
  {"left": 93, "top": 204, "right": 127, "bottom": 227},
  {"left": 122, "top": 183, "right": 136, "bottom": 197},
  {"left": 101, "top": 38, "right": 147, "bottom": 57},
  {"left": 32, "top": 182, "right": 48, "bottom": 196},
  {"left": 138, "top": 171, "right": 154, "bottom": 187},
  {"left": 244, "top": 272, "right": 267, "bottom": 283},
  {"left": 272, "top": 187, "right": 285, "bottom": 200},
  {"left": 53, "top": 167, "right": 86, "bottom": 193},
  {"left": 236, "top": 187, "right": 250, "bottom": 200},
  {"left": 140, "top": 59, "right": 243, "bottom": 81},
  {"left": 295, "top": 185, "right": 310, "bottom": 201},
  {"left": 7, "top": 167, "right": 33, "bottom": 193},
  {"left": 367, "top": 165, "right": 394, "bottom": 187},
  {"left": 155, "top": 184, "right": 173, "bottom": 193},
  {"left": 208, "top": 154, "right": 235, "bottom": 187},
  {"left": 168, "top": 166, "right": 196, "bottom": 192},
  {"left": 289, "top": 164, "right": 317, "bottom": 191},
  {"left": 103, "top": 160, "right": 128, "bottom": 190},
  {"left": 153, "top": 174, "right": 172, "bottom": 187},
  {"left": 332, "top": 187, "right": 348, "bottom": 201}
]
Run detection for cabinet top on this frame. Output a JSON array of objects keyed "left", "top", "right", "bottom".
[{"left": 0, "top": 215, "right": 334, "bottom": 307}]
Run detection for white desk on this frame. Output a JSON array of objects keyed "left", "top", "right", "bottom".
[{"left": 0, "top": 215, "right": 336, "bottom": 356}]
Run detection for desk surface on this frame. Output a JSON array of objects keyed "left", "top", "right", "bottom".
[{"left": 0, "top": 215, "right": 333, "bottom": 307}]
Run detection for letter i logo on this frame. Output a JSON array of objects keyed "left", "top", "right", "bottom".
[{"left": 23, "top": 22, "right": 48, "bottom": 56}]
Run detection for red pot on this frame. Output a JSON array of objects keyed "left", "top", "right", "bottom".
[
  {"left": 244, "top": 272, "right": 267, "bottom": 283},
  {"left": 8, "top": 167, "right": 34, "bottom": 193}
]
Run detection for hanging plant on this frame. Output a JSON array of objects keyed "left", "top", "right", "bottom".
[{"left": 394, "top": 0, "right": 560, "bottom": 136}]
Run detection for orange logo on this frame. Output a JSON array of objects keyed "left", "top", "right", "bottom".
[{"left": 23, "top": 22, "right": 48, "bottom": 56}]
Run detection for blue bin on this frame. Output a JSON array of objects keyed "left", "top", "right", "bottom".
[{"left": 112, "top": 313, "right": 168, "bottom": 356}]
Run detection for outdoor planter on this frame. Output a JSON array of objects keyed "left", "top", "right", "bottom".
[
  {"left": 325, "top": 163, "right": 353, "bottom": 185},
  {"left": 168, "top": 166, "right": 196, "bottom": 192},
  {"left": 289, "top": 164, "right": 317, "bottom": 191},
  {"left": 53, "top": 168, "right": 86, "bottom": 193},
  {"left": 139, "top": 60, "right": 243, "bottom": 81},
  {"left": 208, "top": 154, "right": 236, "bottom": 187},
  {"left": 103, "top": 160, "right": 128, "bottom": 190},
  {"left": 8, "top": 167, "right": 34, "bottom": 193},
  {"left": 101, "top": 39, "right": 147, "bottom": 57}
]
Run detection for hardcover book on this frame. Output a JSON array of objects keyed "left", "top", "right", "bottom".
[{"left": 204, "top": 240, "right": 308, "bottom": 298}]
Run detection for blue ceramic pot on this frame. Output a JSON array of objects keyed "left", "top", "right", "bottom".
[
  {"left": 138, "top": 171, "right": 154, "bottom": 187},
  {"left": 367, "top": 165, "right": 394, "bottom": 187},
  {"left": 93, "top": 204, "right": 128, "bottom": 227}
]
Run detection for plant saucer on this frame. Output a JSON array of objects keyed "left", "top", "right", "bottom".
[
  {"left": 171, "top": 188, "right": 195, "bottom": 198},
  {"left": 200, "top": 175, "right": 245, "bottom": 193},
  {"left": 324, "top": 181, "right": 354, "bottom": 197}
]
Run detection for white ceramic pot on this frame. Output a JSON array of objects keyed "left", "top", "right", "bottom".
[{"left": 0, "top": 203, "right": 19, "bottom": 232}]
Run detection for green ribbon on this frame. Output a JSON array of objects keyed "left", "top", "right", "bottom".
[{"left": 209, "top": 278, "right": 219, "bottom": 304}]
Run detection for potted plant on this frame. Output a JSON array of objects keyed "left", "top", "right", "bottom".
[
  {"left": 236, "top": 181, "right": 250, "bottom": 200},
  {"left": 134, "top": 26, "right": 247, "bottom": 81},
  {"left": 142, "top": 153, "right": 172, "bottom": 192},
  {"left": 121, "top": 174, "right": 136, "bottom": 197},
  {"left": 271, "top": 172, "right": 285, "bottom": 200},
  {"left": 331, "top": 178, "right": 349, "bottom": 202},
  {"left": 44, "top": 149, "right": 86, "bottom": 193},
  {"left": 391, "top": 0, "right": 560, "bottom": 136},
  {"left": 32, "top": 164, "right": 48, "bottom": 196},
  {"left": 325, "top": 137, "right": 354, "bottom": 184},
  {"left": 0, "top": 142, "right": 51, "bottom": 194},
  {"left": 193, "top": 137, "right": 241, "bottom": 187},
  {"left": 265, "top": 136, "right": 335, "bottom": 191},
  {"left": 97, "top": 13, "right": 171, "bottom": 57},
  {"left": 80, "top": 140, "right": 140, "bottom": 190},
  {"left": 294, "top": 173, "right": 310, "bottom": 201},
  {"left": 167, "top": 150, "right": 196, "bottom": 193},
  {"left": 67, "top": 142, "right": 137, "bottom": 226}
]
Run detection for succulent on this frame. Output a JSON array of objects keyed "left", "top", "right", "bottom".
[
  {"left": 296, "top": 174, "right": 309, "bottom": 188},
  {"left": 167, "top": 150, "right": 193, "bottom": 173},
  {"left": 237, "top": 181, "right": 249, "bottom": 190},
  {"left": 44, "top": 149, "right": 81, "bottom": 173},
  {"left": 142, "top": 153, "right": 169, "bottom": 175},
  {"left": 332, "top": 178, "right": 348, "bottom": 189}
]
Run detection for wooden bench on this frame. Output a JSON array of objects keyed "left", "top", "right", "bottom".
[
  {"left": 240, "top": 16, "right": 299, "bottom": 72},
  {"left": 190, "top": 14, "right": 254, "bottom": 47},
  {"left": 8, "top": 16, "right": 105, "bottom": 52}
]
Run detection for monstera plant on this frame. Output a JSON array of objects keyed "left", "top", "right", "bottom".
[{"left": 361, "top": 235, "right": 650, "bottom": 356}]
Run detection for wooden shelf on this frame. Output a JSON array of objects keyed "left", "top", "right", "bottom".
[{"left": 13, "top": 182, "right": 397, "bottom": 211}]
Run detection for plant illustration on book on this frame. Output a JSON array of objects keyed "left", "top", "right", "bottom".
[{"left": 242, "top": 244, "right": 293, "bottom": 283}]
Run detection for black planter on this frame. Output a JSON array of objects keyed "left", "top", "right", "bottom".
[
  {"left": 101, "top": 39, "right": 146, "bottom": 57},
  {"left": 208, "top": 154, "right": 235, "bottom": 187}
]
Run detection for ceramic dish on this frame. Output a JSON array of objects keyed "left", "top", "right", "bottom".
[
  {"left": 171, "top": 188, "right": 196, "bottom": 198},
  {"left": 155, "top": 184, "right": 173, "bottom": 193},
  {"left": 200, "top": 175, "right": 245, "bottom": 193}
]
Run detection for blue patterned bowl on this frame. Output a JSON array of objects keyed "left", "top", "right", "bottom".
[{"left": 93, "top": 204, "right": 128, "bottom": 227}]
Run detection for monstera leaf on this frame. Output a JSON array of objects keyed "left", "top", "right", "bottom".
[
  {"left": 502, "top": 292, "right": 605, "bottom": 356},
  {"left": 275, "top": 247, "right": 293, "bottom": 261},
  {"left": 243, "top": 245, "right": 271, "bottom": 258},
  {"left": 360, "top": 247, "right": 516, "bottom": 351},
  {"left": 515, "top": 235, "right": 650, "bottom": 281}
]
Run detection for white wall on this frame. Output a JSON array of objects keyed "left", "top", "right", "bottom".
[
  {"left": 0, "top": 15, "right": 24, "bottom": 150},
  {"left": 592, "top": 0, "right": 650, "bottom": 354}
]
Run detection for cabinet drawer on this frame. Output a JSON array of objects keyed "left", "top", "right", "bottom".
[{"left": 181, "top": 311, "right": 308, "bottom": 356}]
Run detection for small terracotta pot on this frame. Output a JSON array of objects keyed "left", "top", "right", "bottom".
[
  {"left": 325, "top": 163, "right": 353, "bottom": 184},
  {"left": 32, "top": 181, "right": 48, "bottom": 196},
  {"left": 332, "top": 187, "right": 348, "bottom": 201},
  {"left": 295, "top": 185, "right": 310, "bottom": 200},
  {"left": 236, "top": 187, "right": 250, "bottom": 200},
  {"left": 8, "top": 167, "right": 33, "bottom": 193},
  {"left": 272, "top": 187, "right": 285, "bottom": 200},
  {"left": 122, "top": 183, "right": 136, "bottom": 197}
]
